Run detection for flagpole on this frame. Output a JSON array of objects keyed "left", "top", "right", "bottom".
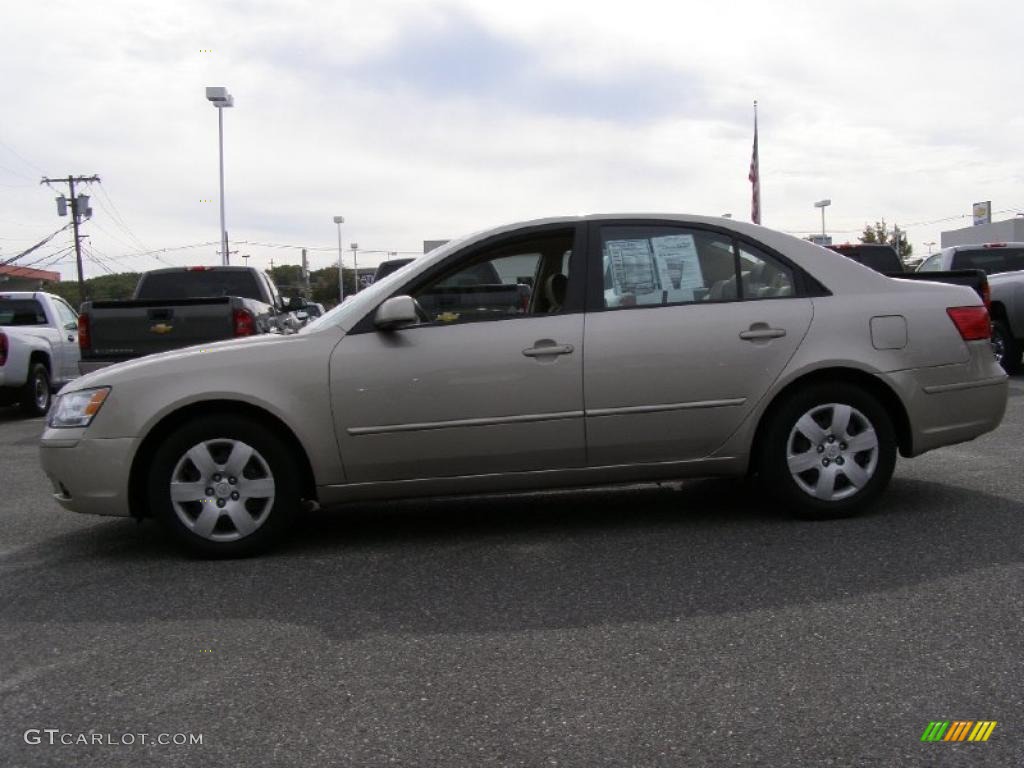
[{"left": 748, "top": 99, "right": 761, "bottom": 225}]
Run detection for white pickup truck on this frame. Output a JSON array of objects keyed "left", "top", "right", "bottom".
[{"left": 0, "top": 291, "right": 81, "bottom": 416}]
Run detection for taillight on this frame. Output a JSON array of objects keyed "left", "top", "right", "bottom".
[
  {"left": 980, "top": 280, "right": 991, "bottom": 311},
  {"left": 0, "top": 331, "right": 7, "bottom": 366},
  {"left": 946, "top": 306, "right": 991, "bottom": 341},
  {"left": 233, "top": 308, "right": 256, "bottom": 336},
  {"left": 78, "top": 313, "right": 91, "bottom": 350}
]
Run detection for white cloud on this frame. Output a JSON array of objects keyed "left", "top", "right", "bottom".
[{"left": 1, "top": 0, "right": 1022, "bottom": 280}]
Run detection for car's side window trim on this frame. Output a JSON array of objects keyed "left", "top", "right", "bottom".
[
  {"left": 348, "top": 222, "right": 588, "bottom": 335},
  {"left": 584, "top": 219, "right": 829, "bottom": 312}
]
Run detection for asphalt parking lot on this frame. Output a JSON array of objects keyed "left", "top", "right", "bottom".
[{"left": 1, "top": 379, "right": 1022, "bottom": 768}]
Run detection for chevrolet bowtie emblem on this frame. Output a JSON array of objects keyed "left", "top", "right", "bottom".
[{"left": 150, "top": 323, "right": 173, "bottom": 334}]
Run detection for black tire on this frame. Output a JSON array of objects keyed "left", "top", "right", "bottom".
[
  {"left": 19, "top": 362, "right": 51, "bottom": 417},
  {"left": 147, "top": 415, "right": 301, "bottom": 557},
  {"left": 991, "top": 320, "right": 1021, "bottom": 375},
  {"left": 756, "top": 382, "right": 897, "bottom": 520}
]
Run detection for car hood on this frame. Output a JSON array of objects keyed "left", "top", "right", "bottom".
[{"left": 68, "top": 332, "right": 320, "bottom": 393}]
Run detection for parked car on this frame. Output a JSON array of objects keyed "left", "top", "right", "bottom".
[
  {"left": 918, "top": 243, "right": 1024, "bottom": 372},
  {"left": 0, "top": 291, "right": 81, "bottom": 415},
  {"left": 77, "top": 266, "right": 298, "bottom": 374},
  {"left": 40, "top": 215, "right": 1008, "bottom": 557},
  {"left": 827, "top": 243, "right": 989, "bottom": 306}
]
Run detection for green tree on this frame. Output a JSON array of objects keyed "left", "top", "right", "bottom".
[
  {"left": 859, "top": 218, "right": 912, "bottom": 258},
  {"left": 48, "top": 272, "right": 141, "bottom": 309},
  {"left": 309, "top": 266, "right": 356, "bottom": 308}
]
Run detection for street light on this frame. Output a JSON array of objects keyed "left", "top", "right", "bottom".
[
  {"left": 924, "top": 241, "right": 937, "bottom": 254},
  {"left": 813, "top": 199, "right": 831, "bottom": 238},
  {"left": 206, "top": 87, "right": 234, "bottom": 266},
  {"left": 333, "top": 215, "right": 345, "bottom": 303},
  {"left": 350, "top": 242, "right": 359, "bottom": 292}
]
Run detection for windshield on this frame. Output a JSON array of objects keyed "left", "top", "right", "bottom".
[{"left": 301, "top": 237, "right": 469, "bottom": 333}]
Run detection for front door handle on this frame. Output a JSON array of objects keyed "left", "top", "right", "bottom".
[
  {"left": 739, "top": 325, "right": 786, "bottom": 341},
  {"left": 523, "top": 341, "right": 574, "bottom": 357}
]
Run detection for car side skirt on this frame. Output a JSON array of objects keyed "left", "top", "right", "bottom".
[{"left": 315, "top": 455, "right": 747, "bottom": 506}]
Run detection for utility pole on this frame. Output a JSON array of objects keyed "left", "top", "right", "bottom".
[
  {"left": 41, "top": 175, "right": 99, "bottom": 305},
  {"left": 301, "top": 248, "right": 311, "bottom": 296}
]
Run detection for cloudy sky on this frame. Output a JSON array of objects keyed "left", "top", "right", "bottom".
[{"left": 1, "top": 0, "right": 1022, "bottom": 280}]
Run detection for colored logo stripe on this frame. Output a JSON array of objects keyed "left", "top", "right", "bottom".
[{"left": 921, "top": 721, "right": 996, "bottom": 742}]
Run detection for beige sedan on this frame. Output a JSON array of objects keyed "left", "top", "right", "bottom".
[{"left": 40, "top": 215, "right": 1008, "bottom": 556}]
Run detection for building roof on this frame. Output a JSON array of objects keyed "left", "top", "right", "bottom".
[{"left": 0, "top": 264, "right": 61, "bottom": 282}]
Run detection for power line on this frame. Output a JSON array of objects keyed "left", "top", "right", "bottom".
[
  {"left": 0, "top": 136, "right": 47, "bottom": 175},
  {"left": 0, "top": 222, "right": 75, "bottom": 268},
  {"left": 95, "top": 183, "right": 152, "bottom": 253}
]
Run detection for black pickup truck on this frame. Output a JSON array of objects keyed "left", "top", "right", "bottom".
[
  {"left": 78, "top": 266, "right": 301, "bottom": 374},
  {"left": 827, "top": 244, "right": 990, "bottom": 306}
]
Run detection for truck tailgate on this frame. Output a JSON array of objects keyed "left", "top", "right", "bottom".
[{"left": 86, "top": 298, "right": 236, "bottom": 359}]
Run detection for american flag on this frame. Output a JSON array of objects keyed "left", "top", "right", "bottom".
[{"left": 748, "top": 104, "right": 760, "bottom": 224}]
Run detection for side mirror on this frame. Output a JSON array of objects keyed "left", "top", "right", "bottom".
[
  {"left": 284, "top": 296, "right": 307, "bottom": 311},
  {"left": 374, "top": 295, "right": 419, "bottom": 330}
]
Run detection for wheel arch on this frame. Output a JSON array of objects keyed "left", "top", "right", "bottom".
[
  {"left": 128, "top": 399, "right": 318, "bottom": 519},
  {"left": 27, "top": 349, "right": 51, "bottom": 374},
  {"left": 749, "top": 366, "right": 913, "bottom": 471}
]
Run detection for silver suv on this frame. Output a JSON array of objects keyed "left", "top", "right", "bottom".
[{"left": 918, "top": 243, "right": 1024, "bottom": 372}]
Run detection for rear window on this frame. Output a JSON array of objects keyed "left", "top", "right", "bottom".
[
  {"left": 950, "top": 248, "right": 1024, "bottom": 275},
  {"left": 0, "top": 298, "right": 47, "bottom": 326},
  {"left": 828, "top": 245, "right": 901, "bottom": 273},
  {"left": 136, "top": 270, "right": 263, "bottom": 300}
]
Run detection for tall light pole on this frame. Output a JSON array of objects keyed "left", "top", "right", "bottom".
[
  {"left": 206, "top": 87, "right": 234, "bottom": 266},
  {"left": 924, "top": 241, "right": 936, "bottom": 254},
  {"left": 333, "top": 215, "right": 345, "bottom": 303},
  {"left": 813, "top": 199, "right": 831, "bottom": 239},
  {"left": 350, "top": 242, "right": 359, "bottom": 292}
]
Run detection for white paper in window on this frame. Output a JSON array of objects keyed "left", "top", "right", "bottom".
[
  {"left": 651, "top": 234, "right": 704, "bottom": 303},
  {"left": 604, "top": 239, "right": 659, "bottom": 300}
]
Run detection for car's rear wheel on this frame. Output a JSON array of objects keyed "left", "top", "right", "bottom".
[
  {"left": 148, "top": 416, "right": 300, "bottom": 557},
  {"left": 19, "top": 362, "right": 51, "bottom": 417},
  {"left": 991, "top": 320, "right": 1020, "bottom": 374},
  {"left": 757, "top": 382, "right": 897, "bottom": 519}
]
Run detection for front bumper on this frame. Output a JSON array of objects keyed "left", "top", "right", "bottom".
[{"left": 39, "top": 433, "right": 138, "bottom": 517}]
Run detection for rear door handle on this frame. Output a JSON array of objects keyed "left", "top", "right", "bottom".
[
  {"left": 523, "top": 342, "right": 574, "bottom": 357},
  {"left": 739, "top": 327, "right": 786, "bottom": 341}
]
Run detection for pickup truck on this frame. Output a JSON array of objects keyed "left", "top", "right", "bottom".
[
  {"left": 78, "top": 266, "right": 300, "bottom": 374},
  {"left": 917, "top": 242, "right": 1024, "bottom": 373},
  {"left": 413, "top": 260, "right": 532, "bottom": 322},
  {"left": 0, "top": 291, "right": 81, "bottom": 415},
  {"left": 827, "top": 243, "right": 1008, "bottom": 370}
]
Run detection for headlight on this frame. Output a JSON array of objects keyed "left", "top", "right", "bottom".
[{"left": 48, "top": 387, "right": 111, "bottom": 428}]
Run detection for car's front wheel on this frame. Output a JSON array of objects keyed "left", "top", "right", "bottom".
[
  {"left": 148, "top": 416, "right": 301, "bottom": 557},
  {"left": 757, "top": 382, "right": 897, "bottom": 519}
]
